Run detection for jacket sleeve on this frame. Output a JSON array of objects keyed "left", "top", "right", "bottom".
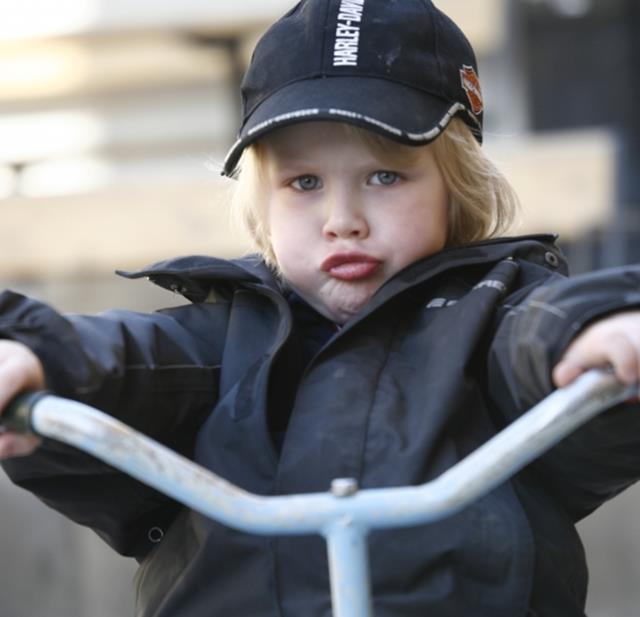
[
  {"left": 488, "top": 265, "right": 640, "bottom": 521},
  {"left": 0, "top": 289, "right": 228, "bottom": 557}
]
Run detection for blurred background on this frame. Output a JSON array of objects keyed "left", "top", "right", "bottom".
[{"left": 1, "top": 0, "right": 639, "bottom": 615}]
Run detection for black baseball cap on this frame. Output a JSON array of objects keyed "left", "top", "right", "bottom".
[{"left": 222, "top": 0, "right": 484, "bottom": 177}]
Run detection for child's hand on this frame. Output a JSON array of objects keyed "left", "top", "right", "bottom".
[
  {"left": 0, "top": 340, "right": 45, "bottom": 459},
  {"left": 552, "top": 311, "right": 640, "bottom": 388}
]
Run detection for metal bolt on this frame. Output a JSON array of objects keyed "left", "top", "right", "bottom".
[
  {"left": 544, "top": 251, "right": 560, "bottom": 268},
  {"left": 331, "top": 478, "right": 358, "bottom": 497},
  {"left": 147, "top": 526, "right": 164, "bottom": 543}
]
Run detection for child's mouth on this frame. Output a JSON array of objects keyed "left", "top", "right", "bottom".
[{"left": 321, "top": 253, "right": 381, "bottom": 281}]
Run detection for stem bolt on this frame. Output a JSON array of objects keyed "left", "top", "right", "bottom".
[{"left": 331, "top": 478, "right": 358, "bottom": 497}]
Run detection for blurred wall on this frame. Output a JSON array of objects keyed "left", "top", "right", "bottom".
[{"left": 0, "top": 1, "right": 639, "bottom": 616}]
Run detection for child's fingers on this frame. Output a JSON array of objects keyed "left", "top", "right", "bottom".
[
  {"left": 552, "top": 332, "right": 610, "bottom": 388},
  {"left": 0, "top": 356, "right": 28, "bottom": 410},
  {"left": 552, "top": 359, "right": 587, "bottom": 388},
  {"left": 0, "top": 341, "right": 46, "bottom": 459},
  {"left": 0, "top": 432, "right": 41, "bottom": 459},
  {"left": 0, "top": 341, "right": 45, "bottom": 410},
  {"left": 605, "top": 333, "right": 640, "bottom": 385},
  {"left": 553, "top": 330, "right": 640, "bottom": 388}
]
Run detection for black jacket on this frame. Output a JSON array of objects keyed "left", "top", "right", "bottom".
[{"left": 3, "top": 235, "right": 640, "bottom": 617}]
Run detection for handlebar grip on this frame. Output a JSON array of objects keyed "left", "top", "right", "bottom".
[{"left": 1, "top": 391, "right": 47, "bottom": 433}]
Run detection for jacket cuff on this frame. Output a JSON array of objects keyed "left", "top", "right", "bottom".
[
  {"left": 490, "top": 265, "right": 640, "bottom": 412},
  {"left": 520, "top": 266, "right": 640, "bottom": 370},
  {"left": 0, "top": 290, "right": 97, "bottom": 396}
]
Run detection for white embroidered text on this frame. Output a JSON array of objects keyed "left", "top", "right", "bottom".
[{"left": 333, "top": 0, "right": 366, "bottom": 67}]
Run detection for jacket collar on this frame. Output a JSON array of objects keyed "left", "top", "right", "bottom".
[
  {"left": 377, "top": 233, "right": 562, "bottom": 296},
  {"left": 345, "top": 233, "right": 564, "bottom": 328},
  {"left": 117, "top": 234, "right": 563, "bottom": 305},
  {"left": 116, "top": 254, "right": 282, "bottom": 302}
]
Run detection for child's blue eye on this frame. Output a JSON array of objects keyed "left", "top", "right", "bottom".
[
  {"left": 371, "top": 171, "right": 399, "bottom": 186},
  {"left": 292, "top": 175, "right": 322, "bottom": 191}
]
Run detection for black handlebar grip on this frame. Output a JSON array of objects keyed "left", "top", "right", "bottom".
[{"left": 1, "top": 391, "right": 47, "bottom": 434}]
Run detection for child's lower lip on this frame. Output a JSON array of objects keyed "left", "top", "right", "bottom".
[{"left": 328, "top": 262, "right": 381, "bottom": 281}]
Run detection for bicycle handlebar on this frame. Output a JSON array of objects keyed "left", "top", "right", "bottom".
[
  {"left": 2, "top": 369, "right": 637, "bottom": 532},
  {"left": 1, "top": 370, "right": 637, "bottom": 617},
  {"left": 2, "top": 390, "right": 46, "bottom": 433}
]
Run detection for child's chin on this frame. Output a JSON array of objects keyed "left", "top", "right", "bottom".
[{"left": 328, "top": 293, "right": 372, "bottom": 323}]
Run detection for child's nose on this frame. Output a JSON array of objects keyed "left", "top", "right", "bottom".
[{"left": 322, "top": 194, "right": 369, "bottom": 240}]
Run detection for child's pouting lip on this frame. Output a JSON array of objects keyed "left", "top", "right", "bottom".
[{"left": 320, "top": 251, "right": 382, "bottom": 281}]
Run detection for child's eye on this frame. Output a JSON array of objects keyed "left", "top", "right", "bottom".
[
  {"left": 291, "top": 175, "right": 322, "bottom": 191},
  {"left": 370, "top": 171, "right": 399, "bottom": 186}
]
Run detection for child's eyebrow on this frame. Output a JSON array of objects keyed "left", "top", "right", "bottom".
[
  {"left": 269, "top": 156, "right": 316, "bottom": 174},
  {"left": 272, "top": 150, "right": 394, "bottom": 168}
]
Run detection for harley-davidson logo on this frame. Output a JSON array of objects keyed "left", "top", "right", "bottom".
[{"left": 460, "top": 65, "right": 483, "bottom": 115}]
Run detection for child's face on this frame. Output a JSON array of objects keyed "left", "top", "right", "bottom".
[{"left": 262, "top": 122, "right": 449, "bottom": 324}]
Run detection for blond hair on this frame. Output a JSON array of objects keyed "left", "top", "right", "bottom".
[{"left": 230, "top": 118, "right": 518, "bottom": 267}]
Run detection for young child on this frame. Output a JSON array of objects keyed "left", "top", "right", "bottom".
[{"left": 1, "top": 1, "right": 640, "bottom": 615}]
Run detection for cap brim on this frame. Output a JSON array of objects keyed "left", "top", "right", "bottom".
[{"left": 222, "top": 76, "right": 480, "bottom": 177}]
